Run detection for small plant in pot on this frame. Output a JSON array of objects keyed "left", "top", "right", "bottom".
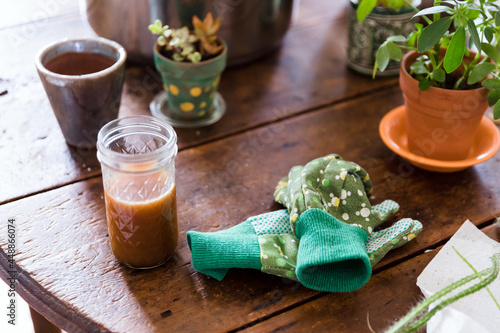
[
  {"left": 374, "top": 0, "right": 500, "bottom": 161},
  {"left": 347, "top": 0, "right": 420, "bottom": 76},
  {"left": 149, "top": 13, "right": 227, "bottom": 127}
]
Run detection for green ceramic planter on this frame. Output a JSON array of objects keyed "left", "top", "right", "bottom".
[
  {"left": 153, "top": 41, "right": 227, "bottom": 120},
  {"left": 347, "top": 1, "right": 419, "bottom": 76}
]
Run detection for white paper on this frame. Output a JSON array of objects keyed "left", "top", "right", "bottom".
[{"left": 417, "top": 220, "right": 500, "bottom": 333}]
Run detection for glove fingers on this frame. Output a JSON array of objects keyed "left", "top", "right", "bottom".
[
  {"left": 274, "top": 177, "right": 290, "bottom": 208},
  {"left": 287, "top": 165, "right": 308, "bottom": 227},
  {"left": 371, "top": 200, "right": 400, "bottom": 227},
  {"left": 388, "top": 220, "right": 422, "bottom": 250},
  {"left": 366, "top": 218, "right": 421, "bottom": 250},
  {"left": 366, "top": 218, "right": 422, "bottom": 266}
]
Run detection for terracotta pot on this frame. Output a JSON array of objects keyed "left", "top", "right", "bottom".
[
  {"left": 153, "top": 41, "right": 227, "bottom": 121},
  {"left": 400, "top": 50, "right": 489, "bottom": 161}
]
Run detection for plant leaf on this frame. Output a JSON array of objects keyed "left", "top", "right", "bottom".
[
  {"left": 432, "top": 68, "right": 446, "bottom": 82},
  {"left": 357, "top": 0, "right": 377, "bottom": 22},
  {"left": 172, "top": 53, "right": 184, "bottom": 62},
  {"left": 438, "top": 1, "right": 456, "bottom": 6},
  {"left": 417, "top": 17, "right": 453, "bottom": 53},
  {"left": 468, "top": 63, "right": 497, "bottom": 84},
  {"left": 387, "top": 35, "right": 406, "bottom": 43},
  {"left": 481, "top": 43, "right": 500, "bottom": 64},
  {"left": 148, "top": 19, "right": 163, "bottom": 34},
  {"left": 466, "top": 9, "right": 480, "bottom": 20},
  {"left": 192, "top": 15, "right": 203, "bottom": 31},
  {"left": 373, "top": 59, "right": 379, "bottom": 78},
  {"left": 467, "top": 20, "right": 481, "bottom": 53},
  {"left": 419, "top": 77, "right": 430, "bottom": 91},
  {"left": 376, "top": 44, "right": 390, "bottom": 71},
  {"left": 407, "top": 31, "right": 418, "bottom": 47},
  {"left": 484, "top": 27, "right": 494, "bottom": 43},
  {"left": 483, "top": 78, "right": 500, "bottom": 90},
  {"left": 187, "top": 52, "right": 202, "bottom": 63},
  {"left": 494, "top": 101, "right": 500, "bottom": 120},
  {"left": 496, "top": 11, "right": 500, "bottom": 27},
  {"left": 410, "top": 60, "right": 429, "bottom": 75},
  {"left": 385, "top": 0, "right": 405, "bottom": 11},
  {"left": 444, "top": 26, "right": 466, "bottom": 73},
  {"left": 488, "top": 89, "right": 500, "bottom": 107},
  {"left": 387, "top": 42, "right": 403, "bottom": 61},
  {"left": 413, "top": 5, "right": 451, "bottom": 18},
  {"left": 157, "top": 36, "right": 166, "bottom": 46}
]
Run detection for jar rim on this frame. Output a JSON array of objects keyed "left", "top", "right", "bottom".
[{"left": 97, "top": 116, "right": 177, "bottom": 170}]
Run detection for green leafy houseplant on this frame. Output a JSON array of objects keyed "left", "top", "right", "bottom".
[
  {"left": 374, "top": 0, "right": 500, "bottom": 118},
  {"left": 148, "top": 12, "right": 224, "bottom": 63}
]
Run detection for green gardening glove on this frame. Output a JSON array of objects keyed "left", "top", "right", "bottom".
[
  {"left": 187, "top": 210, "right": 300, "bottom": 282},
  {"left": 187, "top": 207, "right": 419, "bottom": 292},
  {"left": 273, "top": 154, "right": 423, "bottom": 291}
]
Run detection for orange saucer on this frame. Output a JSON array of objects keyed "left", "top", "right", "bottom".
[{"left": 379, "top": 105, "right": 500, "bottom": 172}]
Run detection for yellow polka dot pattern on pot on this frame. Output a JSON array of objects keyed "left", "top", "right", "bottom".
[
  {"left": 180, "top": 102, "right": 194, "bottom": 112},
  {"left": 212, "top": 76, "right": 220, "bottom": 87},
  {"left": 190, "top": 87, "right": 202, "bottom": 97},
  {"left": 169, "top": 84, "right": 179, "bottom": 95}
]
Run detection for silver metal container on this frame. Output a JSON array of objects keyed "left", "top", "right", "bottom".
[{"left": 84, "top": 0, "right": 295, "bottom": 66}]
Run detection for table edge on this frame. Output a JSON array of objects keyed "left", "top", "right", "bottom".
[{"left": 0, "top": 249, "right": 110, "bottom": 333}]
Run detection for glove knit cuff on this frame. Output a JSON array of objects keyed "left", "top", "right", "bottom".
[
  {"left": 187, "top": 221, "right": 262, "bottom": 281},
  {"left": 295, "top": 209, "right": 371, "bottom": 292}
]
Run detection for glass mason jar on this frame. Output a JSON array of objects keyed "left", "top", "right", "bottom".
[{"left": 97, "top": 116, "right": 178, "bottom": 269}]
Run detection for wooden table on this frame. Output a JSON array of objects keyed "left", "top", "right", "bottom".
[{"left": 1, "top": 1, "right": 499, "bottom": 332}]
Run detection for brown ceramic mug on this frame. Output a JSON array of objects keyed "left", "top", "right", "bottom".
[{"left": 35, "top": 37, "right": 127, "bottom": 148}]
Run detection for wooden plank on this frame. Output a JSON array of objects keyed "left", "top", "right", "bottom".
[
  {"left": 0, "top": 13, "right": 99, "bottom": 204},
  {"left": 0, "top": 0, "right": 397, "bottom": 204},
  {"left": 1, "top": 87, "right": 500, "bottom": 332},
  {"left": 0, "top": 0, "right": 80, "bottom": 30},
  {"left": 121, "top": 9, "right": 399, "bottom": 149},
  {"left": 242, "top": 224, "right": 500, "bottom": 333}
]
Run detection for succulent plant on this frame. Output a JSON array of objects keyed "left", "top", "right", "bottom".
[
  {"left": 193, "top": 13, "right": 224, "bottom": 56},
  {"left": 149, "top": 13, "right": 223, "bottom": 63}
]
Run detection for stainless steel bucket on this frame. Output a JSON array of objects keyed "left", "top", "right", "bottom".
[{"left": 84, "top": 0, "right": 295, "bottom": 66}]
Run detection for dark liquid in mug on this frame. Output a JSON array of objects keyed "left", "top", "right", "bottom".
[{"left": 44, "top": 52, "right": 116, "bottom": 75}]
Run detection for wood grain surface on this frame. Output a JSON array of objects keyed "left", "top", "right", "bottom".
[
  {"left": 1, "top": 86, "right": 500, "bottom": 332},
  {"left": 0, "top": 0, "right": 80, "bottom": 30},
  {"left": 0, "top": 13, "right": 99, "bottom": 205},
  {"left": 0, "top": 0, "right": 397, "bottom": 204},
  {"left": 2, "top": 1, "right": 499, "bottom": 332},
  {"left": 242, "top": 224, "right": 500, "bottom": 333}
]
